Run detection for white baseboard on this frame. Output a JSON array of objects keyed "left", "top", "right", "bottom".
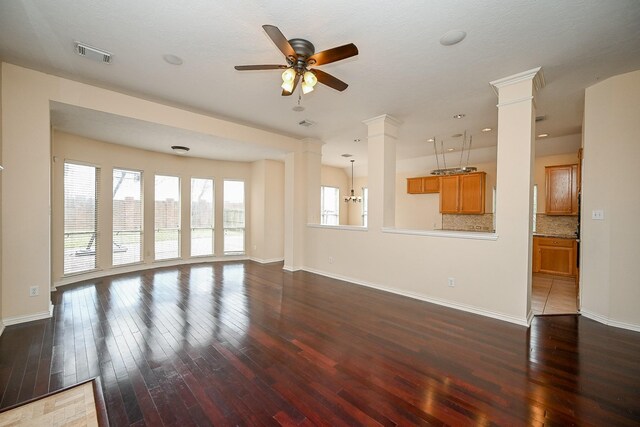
[
  {"left": 250, "top": 257, "right": 284, "bottom": 264},
  {"left": 54, "top": 255, "right": 249, "bottom": 288},
  {"left": 282, "top": 265, "right": 302, "bottom": 272},
  {"left": 581, "top": 309, "right": 640, "bottom": 333},
  {"left": 3, "top": 302, "right": 53, "bottom": 326},
  {"left": 0, "top": 320, "right": 5, "bottom": 337},
  {"left": 302, "top": 266, "right": 530, "bottom": 327},
  {"left": 526, "top": 309, "right": 535, "bottom": 326}
]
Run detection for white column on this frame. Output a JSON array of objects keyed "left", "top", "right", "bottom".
[
  {"left": 490, "top": 67, "right": 544, "bottom": 321},
  {"left": 363, "top": 115, "right": 402, "bottom": 230},
  {"left": 283, "top": 139, "right": 322, "bottom": 271}
]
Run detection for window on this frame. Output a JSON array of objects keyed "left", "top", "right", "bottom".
[
  {"left": 64, "top": 162, "right": 99, "bottom": 275},
  {"left": 113, "top": 169, "right": 143, "bottom": 265},
  {"left": 223, "top": 180, "right": 245, "bottom": 254},
  {"left": 155, "top": 175, "right": 181, "bottom": 260},
  {"left": 362, "top": 187, "right": 369, "bottom": 227},
  {"left": 320, "top": 186, "right": 339, "bottom": 225},
  {"left": 191, "top": 178, "right": 214, "bottom": 257}
]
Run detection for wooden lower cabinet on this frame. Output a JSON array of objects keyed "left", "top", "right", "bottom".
[{"left": 533, "top": 236, "right": 577, "bottom": 277}]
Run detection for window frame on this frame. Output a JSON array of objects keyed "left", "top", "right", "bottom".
[
  {"left": 112, "top": 167, "right": 144, "bottom": 267},
  {"left": 154, "top": 174, "right": 182, "bottom": 261},
  {"left": 223, "top": 179, "right": 246, "bottom": 255},
  {"left": 190, "top": 176, "right": 215, "bottom": 257},
  {"left": 320, "top": 185, "right": 340, "bottom": 225}
]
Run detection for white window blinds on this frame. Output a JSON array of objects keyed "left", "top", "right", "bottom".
[
  {"left": 191, "top": 178, "right": 214, "bottom": 257},
  {"left": 113, "top": 169, "right": 143, "bottom": 265},
  {"left": 155, "top": 175, "right": 181, "bottom": 260},
  {"left": 64, "top": 162, "right": 99, "bottom": 275}
]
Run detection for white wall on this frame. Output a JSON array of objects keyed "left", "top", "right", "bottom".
[{"left": 581, "top": 69, "right": 640, "bottom": 331}]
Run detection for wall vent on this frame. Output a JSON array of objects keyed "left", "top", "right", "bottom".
[
  {"left": 74, "top": 42, "right": 112, "bottom": 64},
  {"left": 298, "top": 119, "right": 315, "bottom": 127}
]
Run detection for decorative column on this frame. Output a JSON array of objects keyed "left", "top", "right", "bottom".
[
  {"left": 363, "top": 115, "right": 402, "bottom": 231},
  {"left": 490, "top": 67, "right": 545, "bottom": 322},
  {"left": 283, "top": 139, "right": 322, "bottom": 271}
]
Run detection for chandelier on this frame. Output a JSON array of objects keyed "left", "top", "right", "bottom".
[{"left": 345, "top": 159, "right": 362, "bottom": 203}]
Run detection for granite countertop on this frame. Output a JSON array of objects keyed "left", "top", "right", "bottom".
[{"left": 533, "top": 233, "right": 578, "bottom": 239}]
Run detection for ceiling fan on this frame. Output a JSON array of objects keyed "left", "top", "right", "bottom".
[{"left": 234, "top": 25, "right": 358, "bottom": 96}]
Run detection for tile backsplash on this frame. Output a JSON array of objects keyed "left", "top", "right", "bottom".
[
  {"left": 442, "top": 214, "right": 494, "bottom": 232},
  {"left": 442, "top": 213, "right": 578, "bottom": 236},
  {"left": 535, "top": 214, "right": 578, "bottom": 236}
]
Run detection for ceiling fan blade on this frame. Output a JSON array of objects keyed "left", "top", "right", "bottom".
[
  {"left": 234, "top": 64, "right": 288, "bottom": 71},
  {"left": 282, "top": 75, "right": 300, "bottom": 96},
  {"left": 307, "top": 43, "right": 358, "bottom": 66},
  {"left": 312, "top": 69, "right": 349, "bottom": 91},
  {"left": 262, "top": 25, "right": 297, "bottom": 60}
]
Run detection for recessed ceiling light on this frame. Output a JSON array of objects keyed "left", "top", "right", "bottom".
[
  {"left": 537, "top": 133, "right": 549, "bottom": 138},
  {"left": 427, "top": 138, "right": 435, "bottom": 143},
  {"left": 353, "top": 138, "right": 361, "bottom": 143},
  {"left": 453, "top": 114, "right": 466, "bottom": 119},
  {"left": 171, "top": 145, "right": 190, "bottom": 154},
  {"left": 163, "top": 54, "right": 183, "bottom": 65},
  {"left": 482, "top": 127, "right": 492, "bottom": 132},
  {"left": 452, "top": 133, "right": 463, "bottom": 138},
  {"left": 439, "top": 30, "right": 467, "bottom": 46},
  {"left": 341, "top": 153, "right": 353, "bottom": 158},
  {"left": 447, "top": 148, "right": 455, "bottom": 152}
]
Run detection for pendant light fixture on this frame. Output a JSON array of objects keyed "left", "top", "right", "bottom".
[{"left": 344, "top": 159, "right": 362, "bottom": 203}]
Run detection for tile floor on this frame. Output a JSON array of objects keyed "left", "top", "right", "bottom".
[{"left": 532, "top": 273, "right": 578, "bottom": 315}]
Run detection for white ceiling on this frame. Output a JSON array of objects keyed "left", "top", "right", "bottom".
[{"left": 2, "top": 0, "right": 639, "bottom": 169}]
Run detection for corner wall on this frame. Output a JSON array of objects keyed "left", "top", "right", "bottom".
[{"left": 581, "top": 69, "right": 640, "bottom": 331}]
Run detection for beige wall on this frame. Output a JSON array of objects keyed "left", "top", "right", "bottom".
[
  {"left": 52, "top": 131, "right": 258, "bottom": 284},
  {"left": 581, "top": 69, "right": 640, "bottom": 330},
  {"left": 1, "top": 63, "right": 297, "bottom": 323},
  {"left": 320, "top": 165, "right": 349, "bottom": 225}
]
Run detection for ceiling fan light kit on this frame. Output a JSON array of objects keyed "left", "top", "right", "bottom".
[{"left": 235, "top": 25, "right": 358, "bottom": 96}]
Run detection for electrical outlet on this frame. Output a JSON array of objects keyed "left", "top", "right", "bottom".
[
  {"left": 592, "top": 209, "right": 604, "bottom": 220},
  {"left": 328, "top": 256, "right": 334, "bottom": 264},
  {"left": 29, "top": 286, "right": 39, "bottom": 297},
  {"left": 447, "top": 277, "right": 455, "bottom": 287}
]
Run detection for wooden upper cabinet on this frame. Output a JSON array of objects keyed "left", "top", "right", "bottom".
[
  {"left": 439, "top": 175, "right": 460, "bottom": 213},
  {"left": 439, "top": 172, "right": 486, "bottom": 214},
  {"left": 406, "top": 176, "right": 440, "bottom": 194},
  {"left": 546, "top": 164, "right": 578, "bottom": 215},
  {"left": 459, "top": 173, "right": 486, "bottom": 214}
]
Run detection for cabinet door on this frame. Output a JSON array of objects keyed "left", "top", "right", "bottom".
[
  {"left": 423, "top": 176, "right": 440, "bottom": 193},
  {"left": 534, "top": 238, "right": 576, "bottom": 277},
  {"left": 439, "top": 175, "right": 459, "bottom": 213},
  {"left": 459, "top": 173, "right": 485, "bottom": 214},
  {"left": 546, "top": 165, "right": 577, "bottom": 215},
  {"left": 407, "top": 178, "right": 423, "bottom": 194}
]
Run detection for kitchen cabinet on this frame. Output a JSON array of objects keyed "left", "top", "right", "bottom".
[
  {"left": 533, "top": 236, "right": 577, "bottom": 277},
  {"left": 545, "top": 164, "right": 578, "bottom": 215},
  {"left": 439, "top": 172, "right": 486, "bottom": 214},
  {"left": 406, "top": 176, "right": 440, "bottom": 194}
]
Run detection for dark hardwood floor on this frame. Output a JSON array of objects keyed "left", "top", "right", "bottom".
[{"left": 1, "top": 261, "right": 639, "bottom": 426}]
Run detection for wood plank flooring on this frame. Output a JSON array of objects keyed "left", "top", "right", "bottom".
[{"left": 1, "top": 261, "right": 639, "bottom": 426}]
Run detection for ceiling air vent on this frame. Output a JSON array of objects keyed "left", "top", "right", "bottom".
[
  {"left": 535, "top": 115, "right": 546, "bottom": 122},
  {"left": 298, "top": 119, "right": 315, "bottom": 127},
  {"left": 74, "top": 42, "right": 112, "bottom": 64}
]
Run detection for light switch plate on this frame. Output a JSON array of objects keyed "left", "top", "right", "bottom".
[{"left": 592, "top": 209, "right": 604, "bottom": 220}]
